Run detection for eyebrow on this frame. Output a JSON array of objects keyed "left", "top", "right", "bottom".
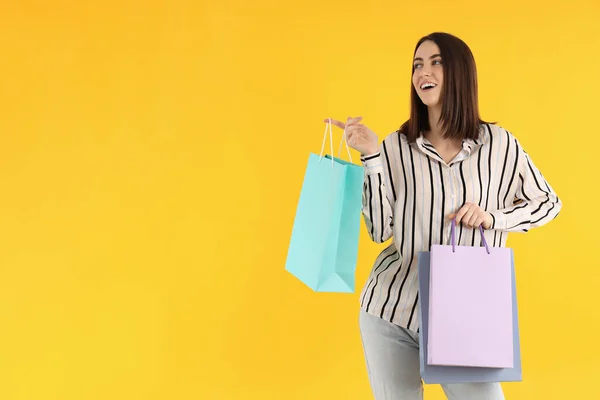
[{"left": 413, "top": 53, "right": 442, "bottom": 62}]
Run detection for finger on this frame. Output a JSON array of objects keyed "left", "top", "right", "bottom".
[
  {"left": 347, "top": 116, "right": 363, "bottom": 125},
  {"left": 454, "top": 205, "right": 469, "bottom": 225},
  {"left": 473, "top": 216, "right": 484, "bottom": 228},
  {"left": 345, "top": 120, "right": 362, "bottom": 129},
  {"left": 467, "top": 212, "right": 479, "bottom": 227},
  {"left": 325, "top": 118, "right": 347, "bottom": 129},
  {"left": 345, "top": 127, "right": 355, "bottom": 139},
  {"left": 348, "top": 134, "right": 361, "bottom": 148},
  {"left": 465, "top": 209, "right": 477, "bottom": 226},
  {"left": 346, "top": 126, "right": 363, "bottom": 140},
  {"left": 459, "top": 208, "right": 475, "bottom": 226},
  {"left": 347, "top": 126, "right": 367, "bottom": 141},
  {"left": 462, "top": 207, "right": 475, "bottom": 227},
  {"left": 344, "top": 126, "right": 355, "bottom": 138},
  {"left": 353, "top": 124, "right": 369, "bottom": 138},
  {"left": 460, "top": 205, "right": 473, "bottom": 225}
]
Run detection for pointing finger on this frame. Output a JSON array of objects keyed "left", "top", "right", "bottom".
[{"left": 324, "top": 118, "right": 346, "bottom": 129}]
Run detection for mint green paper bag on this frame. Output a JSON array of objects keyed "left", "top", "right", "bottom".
[{"left": 284, "top": 121, "right": 364, "bottom": 293}]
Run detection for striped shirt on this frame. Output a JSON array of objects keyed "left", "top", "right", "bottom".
[{"left": 358, "top": 123, "right": 562, "bottom": 332}]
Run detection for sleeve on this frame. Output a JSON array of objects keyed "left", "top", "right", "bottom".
[
  {"left": 488, "top": 142, "right": 562, "bottom": 232},
  {"left": 360, "top": 149, "right": 395, "bottom": 243}
]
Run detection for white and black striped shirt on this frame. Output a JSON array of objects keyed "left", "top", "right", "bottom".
[{"left": 359, "top": 123, "right": 562, "bottom": 332}]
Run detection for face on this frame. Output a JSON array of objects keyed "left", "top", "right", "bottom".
[{"left": 412, "top": 40, "right": 444, "bottom": 108}]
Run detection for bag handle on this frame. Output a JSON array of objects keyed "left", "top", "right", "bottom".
[
  {"left": 319, "top": 118, "right": 353, "bottom": 167},
  {"left": 451, "top": 217, "right": 491, "bottom": 254}
]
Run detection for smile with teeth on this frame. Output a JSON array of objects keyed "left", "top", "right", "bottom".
[{"left": 420, "top": 82, "right": 437, "bottom": 91}]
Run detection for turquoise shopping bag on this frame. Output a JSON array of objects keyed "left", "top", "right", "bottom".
[{"left": 284, "top": 120, "right": 364, "bottom": 293}]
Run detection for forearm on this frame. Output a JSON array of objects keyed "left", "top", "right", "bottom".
[{"left": 361, "top": 152, "right": 394, "bottom": 243}]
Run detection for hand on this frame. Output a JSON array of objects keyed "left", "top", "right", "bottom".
[
  {"left": 324, "top": 116, "right": 379, "bottom": 156},
  {"left": 448, "top": 203, "right": 493, "bottom": 229}
]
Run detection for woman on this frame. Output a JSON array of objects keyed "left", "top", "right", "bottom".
[{"left": 326, "top": 32, "right": 562, "bottom": 400}]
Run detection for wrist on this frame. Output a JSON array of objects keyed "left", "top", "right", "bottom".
[
  {"left": 362, "top": 147, "right": 379, "bottom": 157},
  {"left": 361, "top": 152, "right": 383, "bottom": 175}
]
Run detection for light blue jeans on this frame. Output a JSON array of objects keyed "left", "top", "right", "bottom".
[{"left": 359, "top": 310, "right": 505, "bottom": 400}]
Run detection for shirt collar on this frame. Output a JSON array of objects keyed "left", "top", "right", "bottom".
[{"left": 414, "top": 124, "right": 487, "bottom": 165}]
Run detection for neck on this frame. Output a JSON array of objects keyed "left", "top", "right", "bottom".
[
  {"left": 425, "top": 105, "right": 444, "bottom": 142},
  {"left": 424, "top": 105, "right": 462, "bottom": 149}
]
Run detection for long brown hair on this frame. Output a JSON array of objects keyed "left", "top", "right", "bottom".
[{"left": 399, "top": 32, "right": 494, "bottom": 142}]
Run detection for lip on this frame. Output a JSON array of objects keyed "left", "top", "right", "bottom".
[{"left": 419, "top": 81, "right": 438, "bottom": 90}]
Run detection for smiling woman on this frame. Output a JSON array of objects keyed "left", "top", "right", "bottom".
[
  {"left": 402, "top": 32, "right": 494, "bottom": 144},
  {"left": 325, "top": 31, "right": 562, "bottom": 400}
]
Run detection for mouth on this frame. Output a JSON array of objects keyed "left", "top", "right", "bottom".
[{"left": 420, "top": 82, "right": 437, "bottom": 92}]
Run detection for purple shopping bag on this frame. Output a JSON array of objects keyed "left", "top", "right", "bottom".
[
  {"left": 427, "top": 222, "right": 514, "bottom": 368},
  {"left": 417, "top": 250, "right": 522, "bottom": 384}
]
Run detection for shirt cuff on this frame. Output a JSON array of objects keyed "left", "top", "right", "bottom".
[
  {"left": 361, "top": 152, "right": 384, "bottom": 175},
  {"left": 488, "top": 211, "right": 505, "bottom": 230}
]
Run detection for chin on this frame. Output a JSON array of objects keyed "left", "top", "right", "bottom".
[
  {"left": 416, "top": 91, "right": 435, "bottom": 105},
  {"left": 420, "top": 98, "right": 440, "bottom": 108}
]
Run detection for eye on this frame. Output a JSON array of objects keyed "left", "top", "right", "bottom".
[
  {"left": 432, "top": 59, "right": 442, "bottom": 65},
  {"left": 413, "top": 63, "right": 422, "bottom": 70}
]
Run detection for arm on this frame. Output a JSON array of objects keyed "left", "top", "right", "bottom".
[
  {"left": 360, "top": 151, "right": 395, "bottom": 243},
  {"left": 488, "top": 143, "right": 562, "bottom": 232}
]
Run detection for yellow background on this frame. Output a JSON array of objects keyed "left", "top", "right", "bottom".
[{"left": 0, "top": 0, "right": 598, "bottom": 399}]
